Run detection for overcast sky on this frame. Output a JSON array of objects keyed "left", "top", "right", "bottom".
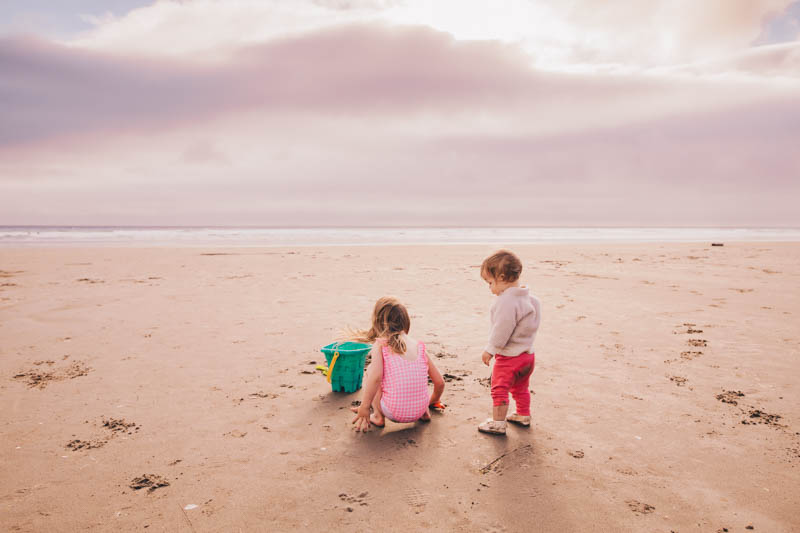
[{"left": 1, "top": 0, "right": 799, "bottom": 226}]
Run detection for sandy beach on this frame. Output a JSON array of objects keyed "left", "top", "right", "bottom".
[{"left": 1, "top": 242, "right": 798, "bottom": 532}]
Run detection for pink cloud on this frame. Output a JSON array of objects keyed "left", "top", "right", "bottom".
[
  {"left": 1, "top": 19, "right": 799, "bottom": 226},
  {"left": 2, "top": 23, "right": 796, "bottom": 150},
  {"left": 553, "top": 0, "right": 795, "bottom": 65},
  {"left": 1, "top": 25, "right": 540, "bottom": 147}
]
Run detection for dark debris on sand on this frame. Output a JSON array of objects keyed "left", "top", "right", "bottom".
[
  {"left": 103, "top": 418, "right": 138, "bottom": 434},
  {"left": 129, "top": 474, "right": 170, "bottom": 493},
  {"left": 475, "top": 377, "right": 491, "bottom": 388},
  {"left": 13, "top": 369, "right": 55, "bottom": 388},
  {"left": 65, "top": 439, "right": 105, "bottom": 451},
  {"left": 249, "top": 391, "right": 278, "bottom": 399},
  {"left": 13, "top": 361, "right": 91, "bottom": 389},
  {"left": 626, "top": 500, "right": 655, "bottom": 514},
  {"left": 669, "top": 375, "right": 688, "bottom": 387},
  {"left": 742, "top": 409, "right": 784, "bottom": 427},
  {"left": 716, "top": 390, "right": 745, "bottom": 405}
]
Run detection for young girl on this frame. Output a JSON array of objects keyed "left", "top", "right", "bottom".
[
  {"left": 478, "top": 250, "right": 541, "bottom": 435},
  {"left": 349, "top": 297, "right": 445, "bottom": 432}
]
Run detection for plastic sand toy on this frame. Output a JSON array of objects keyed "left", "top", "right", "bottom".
[{"left": 319, "top": 342, "right": 371, "bottom": 393}]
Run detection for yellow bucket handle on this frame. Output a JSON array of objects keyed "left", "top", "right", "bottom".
[{"left": 326, "top": 351, "right": 340, "bottom": 384}]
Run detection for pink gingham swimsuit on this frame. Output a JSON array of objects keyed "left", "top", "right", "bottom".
[{"left": 379, "top": 340, "right": 430, "bottom": 423}]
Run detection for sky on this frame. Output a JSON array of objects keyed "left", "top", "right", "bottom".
[{"left": 1, "top": 0, "right": 799, "bottom": 227}]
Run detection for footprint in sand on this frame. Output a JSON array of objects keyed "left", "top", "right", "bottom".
[
  {"left": 626, "top": 500, "right": 655, "bottom": 514},
  {"left": 102, "top": 418, "right": 138, "bottom": 435},
  {"left": 402, "top": 488, "right": 427, "bottom": 509},
  {"left": 249, "top": 391, "right": 278, "bottom": 399},
  {"left": 741, "top": 409, "right": 784, "bottom": 427},
  {"left": 442, "top": 372, "right": 468, "bottom": 382},
  {"left": 716, "top": 390, "right": 744, "bottom": 405},
  {"left": 65, "top": 417, "right": 138, "bottom": 451},
  {"left": 396, "top": 438, "right": 418, "bottom": 449},
  {"left": 475, "top": 377, "right": 491, "bottom": 388},
  {"left": 338, "top": 491, "right": 370, "bottom": 510},
  {"left": 129, "top": 474, "right": 170, "bottom": 494},
  {"left": 480, "top": 524, "right": 508, "bottom": 533},
  {"left": 65, "top": 439, "right": 104, "bottom": 451},
  {"left": 673, "top": 323, "right": 703, "bottom": 334},
  {"left": 669, "top": 375, "right": 688, "bottom": 387},
  {"left": 13, "top": 361, "right": 92, "bottom": 389}
]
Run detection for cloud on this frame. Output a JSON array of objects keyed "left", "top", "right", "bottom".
[
  {"left": 2, "top": 86, "right": 798, "bottom": 226},
  {"left": 3, "top": 24, "right": 798, "bottom": 149},
  {"left": 551, "top": 0, "right": 794, "bottom": 65},
  {"left": 182, "top": 139, "right": 230, "bottom": 165},
  {"left": 713, "top": 41, "right": 800, "bottom": 76},
  {"left": 63, "top": 0, "right": 799, "bottom": 71},
  {"left": 65, "top": 0, "right": 375, "bottom": 58},
  {"left": 2, "top": 4, "right": 799, "bottom": 226}
]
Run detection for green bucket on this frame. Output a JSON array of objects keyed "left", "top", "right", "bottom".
[{"left": 320, "top": 342, "right": 371, "bottom": 393}]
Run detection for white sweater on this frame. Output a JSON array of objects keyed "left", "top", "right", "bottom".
[{"left": 485, "top": 286, "right": 541, "bottom": 357}]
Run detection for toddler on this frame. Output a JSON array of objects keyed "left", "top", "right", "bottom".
[
  {"left": 478, "top": 250, "right": 541, "bottom": 435},
  {"left": 349, "top": 297, "right": 445, "bottom": 432}
]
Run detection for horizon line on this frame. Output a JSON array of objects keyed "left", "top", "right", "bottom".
[{"left": 2, "top": 224, "right": 800, "bottom": 230}]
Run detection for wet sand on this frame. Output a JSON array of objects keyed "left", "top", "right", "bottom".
[{"left": 1, "top": 243, "right": 798, "bottom": 532}]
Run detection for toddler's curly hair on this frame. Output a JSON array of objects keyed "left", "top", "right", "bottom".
[{"left": 480, "top": 249, "right": 522, "bottom": 282}]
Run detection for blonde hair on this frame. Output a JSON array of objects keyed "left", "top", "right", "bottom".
[
  {"left": 481, "top": 249, "right": 522, "bottom": 282},
  {"left": 345, "top": 297, "right": 410, "bottom": 355}
]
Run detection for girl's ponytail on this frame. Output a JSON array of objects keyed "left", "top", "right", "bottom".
[
  {"left": 387, "top": 330, "right": 407, "bottom": 356},
  {"left": 342, "top": 297, "right": 410, "bottom": 353}
]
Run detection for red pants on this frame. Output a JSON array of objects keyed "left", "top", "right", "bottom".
[{"left": 491, "top": 352, "right": 535, "bottom": 415}]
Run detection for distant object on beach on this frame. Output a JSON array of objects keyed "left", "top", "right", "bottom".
[{"left": 711, "top": 243, "right": 724, "bottom": 247}]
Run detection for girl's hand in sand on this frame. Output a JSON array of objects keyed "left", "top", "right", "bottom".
[
  {"left": 481, "top": 351, "right": 493, "bottom": 366},
  {"left": 351, "top": 406, "right": 372, "bottom": 432}
]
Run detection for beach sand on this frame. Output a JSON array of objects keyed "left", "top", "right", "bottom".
[{"left": 1, "top": 243, "right": 798, "bottom": 532}]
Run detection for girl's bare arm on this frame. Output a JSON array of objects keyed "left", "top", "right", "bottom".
[
  {"left": 427, "top": 357, "right": 445, "bottom": 405},
  {"left": 352, "top": 344, "right": 383, "bottom": 430}
]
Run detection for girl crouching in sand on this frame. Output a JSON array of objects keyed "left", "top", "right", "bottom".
[{"left": 349, "top": 297, "right": 445, "bottom": 432}]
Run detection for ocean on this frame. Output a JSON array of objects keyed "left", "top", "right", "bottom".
[{"left": 2, "top": 226, "right": 800, "bottom": 247}]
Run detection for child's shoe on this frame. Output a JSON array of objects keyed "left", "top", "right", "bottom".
[
  {"left": 506, "top": 413, "right": 531, "bottom": 426},
  {"left": 477, "top": 418, "right": 507, "bottom": 435}
]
